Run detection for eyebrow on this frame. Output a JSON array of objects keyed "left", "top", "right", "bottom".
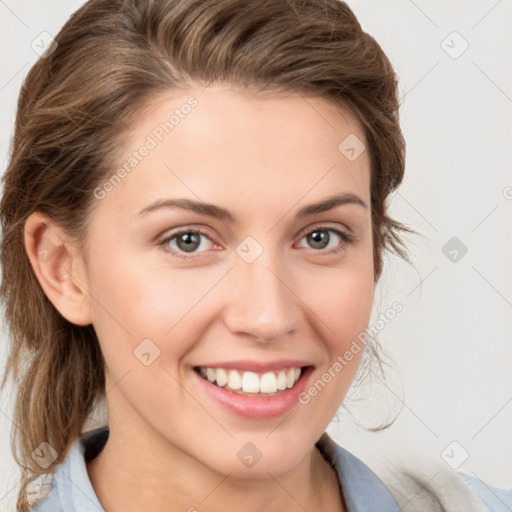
[{"left": 137, "top": 192, "right": 367, "bottom": 222}]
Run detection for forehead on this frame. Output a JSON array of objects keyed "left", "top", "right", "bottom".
[{"left": 95, "top": 85, "right": 370, "bottom": 222}]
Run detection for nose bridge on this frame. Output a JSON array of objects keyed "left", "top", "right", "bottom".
[{"left": 223, "top": 245, "right": 299, "bottom": 342}]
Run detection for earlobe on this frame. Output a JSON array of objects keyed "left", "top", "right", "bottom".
[{"left": 23, "top": 212, "right": 93, "bottom": 326}]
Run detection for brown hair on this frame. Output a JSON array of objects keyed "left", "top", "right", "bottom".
[{"left": 1, "top": 0, "right": 413, "bottom": 509}]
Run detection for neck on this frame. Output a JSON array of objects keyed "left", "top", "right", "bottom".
[{"left": 86, "top": 417, "right": 344, "bottom": 512}]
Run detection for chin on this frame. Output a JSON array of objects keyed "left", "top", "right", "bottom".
[{"left": 199, "top": 434, "right": 312, "bottom": 479}]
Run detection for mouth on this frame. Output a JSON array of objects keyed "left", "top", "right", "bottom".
[
  {"left": 194, "top": 365, "right": 307, "bottom": 397},
  {"left": 192, "top": 362, "right": 315, "bottom": 419}
]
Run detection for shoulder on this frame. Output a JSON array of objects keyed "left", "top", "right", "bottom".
[
  {"left": 316, "top": 432, "right": 402, "bottom": 511},
  {"left": 317, "top": 432, "right": 512, "bottom": 512},
  {"left": 30, "top": 427, "right": 108, "bottom": 512},
  {"left": 459, "top": 472, "right": 512, "bottom": 512}
]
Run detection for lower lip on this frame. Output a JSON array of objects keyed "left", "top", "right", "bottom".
[{"left": 193, "top": 366, "right": 314, "bottom": 420}]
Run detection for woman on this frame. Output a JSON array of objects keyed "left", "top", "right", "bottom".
[{"left": 0, "top": 0, "right": 509, "bottom": 511}]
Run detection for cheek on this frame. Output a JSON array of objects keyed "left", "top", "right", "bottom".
[
  {"left": 332, "top": 273, "right": 374, "bottom": 334},
  {"left": 86, "top": 248, "right": 220, "bottom": 360},
  {"left": 295, "top": 262, "right": 374, "bottom": 423},
  {"left": 314, "top": 275, "right": 374, "bottom": 389},
  {"left": 303, "top": 256, "right": 375, "bottom": 347}
]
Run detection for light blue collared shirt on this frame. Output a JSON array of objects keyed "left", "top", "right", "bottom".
[{"left": 31, "top": 427, "right": 511, "bottom": 511}]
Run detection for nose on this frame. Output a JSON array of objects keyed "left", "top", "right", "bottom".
[{"left": 222, "top": 250, "right": 300, "bottom": 344}]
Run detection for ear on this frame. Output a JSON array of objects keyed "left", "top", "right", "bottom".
[{"left": 24, "top": 212, "right": 93, "bottom": 326}]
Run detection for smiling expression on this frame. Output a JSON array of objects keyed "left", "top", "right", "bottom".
[{"left": 79, "top": 84, "right": 375, "bottom": 477}]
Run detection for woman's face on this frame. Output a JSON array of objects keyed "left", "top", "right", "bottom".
[{"left": 81, "top": 85, "right": 374, "bottom": 477}]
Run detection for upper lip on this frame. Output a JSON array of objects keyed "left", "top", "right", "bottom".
[{"left": 193, "top": 359, "right": 314, "bottom": 373}]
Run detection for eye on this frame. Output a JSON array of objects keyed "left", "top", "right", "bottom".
[
  {"left": 157, "top": 224, "right": 355, "bottom": 260},
  {"left": 295, "top": 225, "right": 354, "bottom": 255},
  {"left": 158, "top": 228, "right": 216, "bottom": 258}
]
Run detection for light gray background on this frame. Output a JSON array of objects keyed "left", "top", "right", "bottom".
[{"left": 1, "top": 0, "right": 511, "bottom": 509}]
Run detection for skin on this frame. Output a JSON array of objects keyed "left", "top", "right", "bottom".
[{"left": 24, "top": 85, "right": 375, "bottom": 511}]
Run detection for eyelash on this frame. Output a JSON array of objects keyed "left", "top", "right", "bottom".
[{"left": 157, "top": 224, "right": 355, "bottom": 260}]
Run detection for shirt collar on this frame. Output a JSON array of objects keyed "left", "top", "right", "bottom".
[{"left": 316, "top": 432, "right": 401, "bottom": 512}]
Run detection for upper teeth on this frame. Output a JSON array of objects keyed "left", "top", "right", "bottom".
[{"left": 198, "top": 367, "right": 302, "bottom": 394}]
